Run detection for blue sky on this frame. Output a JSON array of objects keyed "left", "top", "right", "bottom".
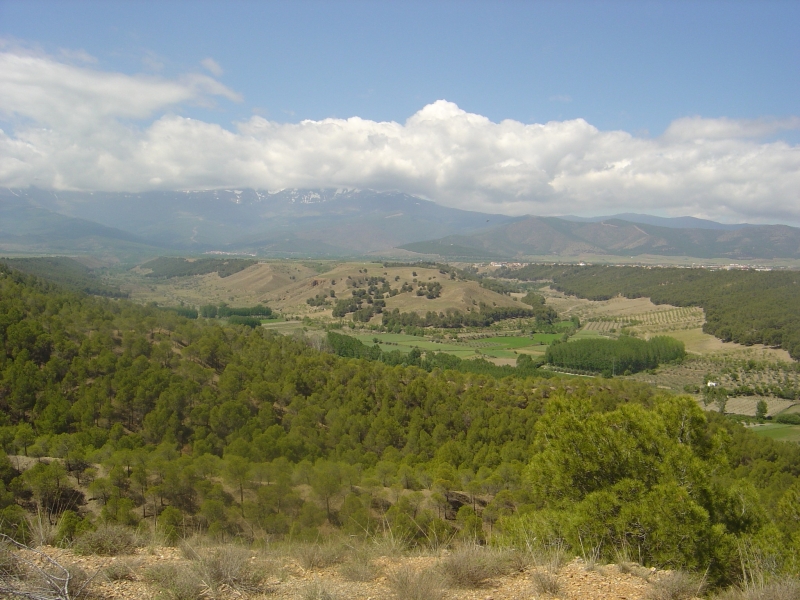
[{"left": 1, "top": 0, "right": 799, "bottom": 222}]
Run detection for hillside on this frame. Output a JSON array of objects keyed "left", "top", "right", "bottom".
[
  {"left": 2, "top": 263, "right": 800, "bottom": 597},
  {"left": 0, "top": 192, "right": 163, "bottom": 261},
  {"left": 112, "top": 260, "right": 526, "bottom": 320},
  {"left": 400, "top": 216, "right": 800, "bottom": 260}
]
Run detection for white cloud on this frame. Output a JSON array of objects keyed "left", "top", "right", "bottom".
[
  {"left": 201, "top": 57, "right": 223, "bottom": 77},
  {"left": 1, "top": 49, "right": 799, "bottom": 224}
]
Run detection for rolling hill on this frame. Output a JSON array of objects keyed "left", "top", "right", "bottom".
[{"left": 399, "top": 216, "right": 800, "bottom": 260}]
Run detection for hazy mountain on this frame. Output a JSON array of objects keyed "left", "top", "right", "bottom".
[
  {"left": 559, "top": 213, "right": 750, "bottom": 231},
  {"left": 7, "top": 187, "right": 515, "bottom": 255},
  {"left": 6, "top": 187, "right": 799, "bottom": 260},
  {"left": 399, "top": 216, "right": 800, "bottom": 260},
  {"left": 0, "top": 191, "right": 163, "bottom": 260}
]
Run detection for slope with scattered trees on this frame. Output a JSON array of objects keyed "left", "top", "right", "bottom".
[{"left": 0, "top": 264, "right": 799, "bottom": 588}]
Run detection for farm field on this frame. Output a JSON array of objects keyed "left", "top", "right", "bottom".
[
  {"left": 750, "top": 423, "right": 800, "bottom": 443},
  {"left": 352, "top": 332, "right": 555, "bottom": 360}
]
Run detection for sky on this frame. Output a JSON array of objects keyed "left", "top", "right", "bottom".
[{"left": 0, "top": 0, "right": 798, "bottom": 224}]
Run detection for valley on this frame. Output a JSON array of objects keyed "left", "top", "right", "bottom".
[{"left": 100, "top": 257, "right": 800, "bottom": 430}]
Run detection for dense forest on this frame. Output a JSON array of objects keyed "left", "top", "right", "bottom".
[
  {"left": 498, "top": 264, "right": 800, "bottom": 359},
  {"left": 545, "top": 335, "right": 686, "bottom": 376},
  {"left": 1, "top": 265, "right": 800, "bottom": 586},
  {"left": 140, "top": 257, "right": 257, "bottom": 279},
  {"left": 1, "top": 257, "right": 126, "bottom": 298}
]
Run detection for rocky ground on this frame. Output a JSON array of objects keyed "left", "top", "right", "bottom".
[{"left": 8, "top": 544, "right": 697, "bottom": 600}]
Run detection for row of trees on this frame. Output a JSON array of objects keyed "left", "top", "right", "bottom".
[
  {"left": 141, "top": 257, "right": 256, "bottom": 279},
  {"left": 381, "top": 303, "right": 556, "bottom": 332}
]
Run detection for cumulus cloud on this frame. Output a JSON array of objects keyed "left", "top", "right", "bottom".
[{"left": 1, "top": 49, "right": 799, "bottom": 223}]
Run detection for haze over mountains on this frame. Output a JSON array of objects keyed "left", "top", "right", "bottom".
[
  {"left": 2, "top": 187, "right": 799, "bottom": 261},
  {"left": 401, "top": 216, "right": 800, "bottom": 260}
]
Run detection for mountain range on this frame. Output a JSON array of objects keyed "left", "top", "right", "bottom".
[
  {"left": 1, "top": 188, "right": 513, "bottom": 258},
  {"left": 2, "top": 187, "right": 799, "bottom": 261},
  {"left": 400, "top": 216, "right": 800, "bottom": 260}
]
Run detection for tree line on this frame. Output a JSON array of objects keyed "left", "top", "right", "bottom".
[
  {"left": 545, "top": 335, "right": 686, "bottom": 376},
  {"left": 141, "top": 257, "right": 257, "bottom": 279},
  {"left": 381, "top": 303, "right": 557, "bottom": 332}
]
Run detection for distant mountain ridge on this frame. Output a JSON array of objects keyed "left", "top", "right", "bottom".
[
  {"left": 3, "top": 187, "right": 799, "bottom": 261},
  {"left": 3, "top": 187, "right": 515, "bottom": 256},
  {"left": 400, "top": 216, "right": 800, "bottom": 260},
  {"left": 558, "top": 213, "right": 750, "bottom": 231}
]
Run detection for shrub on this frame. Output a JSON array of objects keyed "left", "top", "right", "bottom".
[
  {"left": 102, "top": 558, "right": 142, "bottom": 582},
  {"left": 339, "top": 558, "right": 380, "bottom": 582},
  {"left": 647, "top": 570, "right": 706, "bottom": 600},
  {"left": 197, "top": 546, "right": 262, "bottom": 595},
  {"left": 145, "top": 563, "right": 204, "bottom": 600},
  {"left": 440, "top": 544, "right": 510, "bottom": 588},
  {"left": 531, "top": 568, "right": 561, "bottom": 595},
  {"left": 301, "top": 581, "right": 339, "bottom": 600},
  {"left": 73, "top": 524, "right": 138, "bottom": 556},
  {"left": 713, "top": 579, "right": 800, "bottom": 600},
  {"left": 387, "top": 566, "right": 443, "bottom": 600},
  {"left": 294, "top": 543, "right": 345, "bottom": 570}
]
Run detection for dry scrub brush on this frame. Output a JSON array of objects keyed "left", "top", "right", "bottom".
[
  {"left": 439, "top": 544, "right": 518, "bottom": 588},
  {"left": 646, "top": 570, "right": 706, "bottom": 600},
  {"left": 73, "top": 524, "right": 139, "bottom": 556},
  {"left": 713, "top": 579, "right": 800, "bottom": 600},
  {"left": 145, "top": 544, "right": 266, "bottom": 600},
  {"left": 387, "top": 565, "right": 444, "bottom": 600},
  {"left": 0, "top": 535, "right": 97, "bottom": 600}
]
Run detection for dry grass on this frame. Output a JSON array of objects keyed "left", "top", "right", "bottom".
[
  {"left": 294, "top": 542, "right": 346, "bottom": 570},
  {"left": 439, "top": 544, "right": 515, "bottom": 588},
  {"left": 646, "top": 570, "right": 706, "bottom": 600},
  {"left": 387, "top": 565, "right": 444, "bottom": 600},
  {"left": 0, "top": 538, "right": 98, "bottom": 600},
  {"left": 713, "top": 579, "right": 800, "bottom": 600},
  {"left": 338, "top": 557, "right": 380, "bottom": 582},
  {"left": 101, "top": 558, "right": 142, "bottom": 582},
  {"left": 145, "top": 563, "right": 204, "bottom": 600},
  {"left": 530, "top": 568, "right": 561, "bottom": 596},
  {"left": 301, "top": 580, "right": 340, "bottom": 600},
  {"left": 145, "top": 545, "right": 265, "bottom": 600},
  {"left": 73, "top": 524, "right": 139, "bottom": 556},
  {"left": 196, "top": 546, "right": 263, "bottom": 596}
]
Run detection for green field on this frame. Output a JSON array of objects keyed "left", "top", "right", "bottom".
[
  {"left": 352, "top": 332, "right": 556, "bottom": 360},
  {"left": 750, "top": 423, "right": 800, "bottom": 443}
]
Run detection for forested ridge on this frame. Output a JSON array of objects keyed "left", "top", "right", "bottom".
[
  {"left": 498, "top": 264, "right": 800, "bottom": 359},
  {"left": 0, "top": 257, "right": 126, "bottom": 298},
  {"left": 1, "top": 265, "right": 800, "bottom": 586}
]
